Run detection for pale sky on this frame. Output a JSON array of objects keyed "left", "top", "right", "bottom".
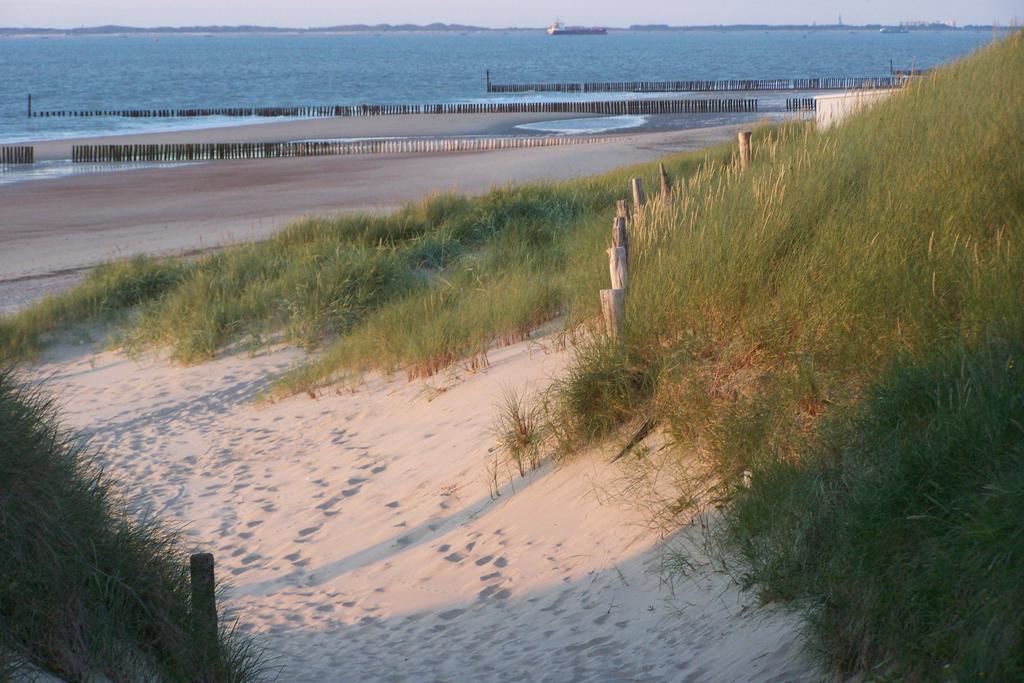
[{"left": 1, "top": 0, "right": 1019, "bottom": 29}]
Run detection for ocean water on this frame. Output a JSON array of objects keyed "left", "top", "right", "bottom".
[{"left": 0, "top": 30, "right": 1001, "bottom": 142}]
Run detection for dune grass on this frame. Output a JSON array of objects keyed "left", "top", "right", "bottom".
[
  {"left": 0, "top": 368, "right": 263, "bottom": 681},
  {"left": 545, "top": 32, "right": 1024, "bottom": 678},
  {"left": 0, "top": 144, "right": 732, "bottom": 387},
  {"left": 0, "top": 256, "right": 189, "bottom": 362}
]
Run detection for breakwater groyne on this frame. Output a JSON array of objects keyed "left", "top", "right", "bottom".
[
  {"left": 485, "top": 76, "right": 903, "bottom": 94},
  {"left": 785, "top": 98, "right": 817, "bottom": 112},
  {"left": 33, "top": 98, "right": 758, "bottom": 119},
  {"left": 0, "top": 146, "right": 34, "bottom": 165},
  {"left": 70, "top": 135, "right": 614, "bottom": 163}
]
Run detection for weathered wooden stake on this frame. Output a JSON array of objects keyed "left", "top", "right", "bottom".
[
  {"left": 600, "top": 289, "right": 625, "bottom": 338},
  {"left": 190, "top": 552, "right": 218, "bottom": 652},
  {"left": 658, "top": 162, "right": 672, "bottom": 200},
  {"left": 27, "top": 94, "right": 32, "bottom": 118},
  {"left": 612, "top": 216, "right": 629, "bottom": 263},
  {"left": 631, "top": 177, "right": 646, "bottom": 211},
  {"left": 738, "top": 131, "right": 752, "bottom": 169},
  {"left": 608, "top": 246, "right": 628, "bottom": 290},
  {"left": 615, "top": 199, "right": 628, "bottom": 219}
]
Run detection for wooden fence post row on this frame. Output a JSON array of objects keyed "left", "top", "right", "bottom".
[
  {"left": 35, "top": 98, "right": 759, "bottom": 119},
  {"left": 0, "top": 146, "right": 34, "bottom": 166},
  {"left": 69, "top": 135, "right": 624, "bottom": 163},
  {"left": 486, "top": 75, "right": 902, "bottom": 94},
  {"left": 599, "top": 171, "right": 677, "bottom": 338}
]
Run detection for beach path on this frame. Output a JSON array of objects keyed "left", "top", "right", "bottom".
[{"left": 31, "top": 332, "right": 814, "bottom": 682}]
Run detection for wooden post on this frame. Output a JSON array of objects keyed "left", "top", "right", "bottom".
[
  {"left": 608, "top": 246, "right": 628, "bottom": 290},
  {"left": 631, "top": 177, "right": 646, "bottom": 211},
  {"left": 738, "top": 131, "right": 752, "bottom": 169},
  {"left": 658, "top": 162, "right": 672, "bottom": 200},
  {"left": 27, "top": 94, "right": 32, "bottom": 118},
  {"left": 612, "top": 216, "right": 628, "bottom": 263},
  {"left": 190, "top": 553, "right": 218, "bottom": 652},
  {"left": 600, "top": 289, "right": 625, "bottom": 338},
  {"left": 615, "top": 199, "right": 628, "bottom": 219}
]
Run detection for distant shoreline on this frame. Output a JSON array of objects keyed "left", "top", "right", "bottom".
[{"left": 0, "top": 24, "right": 1009, "bottom": 38}]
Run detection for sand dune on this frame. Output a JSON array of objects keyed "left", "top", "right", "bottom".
[{"left": 32, "top": 333, "right": 815, "bottom": 681}]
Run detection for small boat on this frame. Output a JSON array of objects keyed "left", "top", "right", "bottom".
[
  {"left": 879, "top": 27, "right": 910, "bottom": 34},
  {"left": 547, "top": 21, "right": 607, "bottom": 36}
]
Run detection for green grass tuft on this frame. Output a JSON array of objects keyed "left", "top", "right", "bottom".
[{"left": 493, "top": 386, "right": 546, "bottom": 476}]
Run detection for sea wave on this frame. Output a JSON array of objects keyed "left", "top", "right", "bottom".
[{"left": 514, "top": 115, "right": 647, "bottom": 134}]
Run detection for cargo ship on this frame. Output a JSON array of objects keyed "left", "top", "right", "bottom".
[{"left": 547, "top": 21, "right": 607, "bottom": 36}]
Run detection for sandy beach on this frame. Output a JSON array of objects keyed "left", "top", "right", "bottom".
[
  {"left": 30, "top": 332, "right": 814, "bottom": 682},
  {"left": 0, "top": 118, "right": 747, "bottom": 314}
]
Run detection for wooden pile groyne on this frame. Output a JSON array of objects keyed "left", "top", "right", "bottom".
[
  {"left": 0, "top": 146, "right": 34, "bottom": 165},
  {"left": 36, "top": 98, "right": 757, "bottom": 119},
  {"left": 71, "top": 135, "right": 615, "bottom": 163},
  {"left": 785, "top": 98, "right": 817, "bottom": 112},
  {"left": 486, "top": 76, "right": 902, "bottom": 94}
]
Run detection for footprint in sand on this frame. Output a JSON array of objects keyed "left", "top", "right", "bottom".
[
  {"left": 438, "top": 609, "right": 465, "bottom": 621},
  {"left": 478, "top": 585, "right": 512, "bottom": 601},
  {"left": 317, "top": 496, "right": 343, "bottom": 511}
]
